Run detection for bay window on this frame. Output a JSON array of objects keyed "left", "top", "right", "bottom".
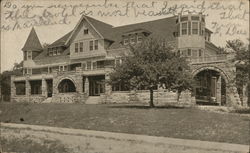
[
  {"left": 192, "top": 22, "right": 198, "bottom": 34},
  {"left": 181, "top": 22, "right": 187, "bottom": 35}
]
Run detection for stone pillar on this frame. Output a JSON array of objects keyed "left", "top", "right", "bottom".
[
  {"left": 105, "top": 74, "right": 112, "bottom": 95},
  {"left": 76, "top": 75, "right": 83, "bottom": 93},
  {"left": 25, "top": 79, "right": 30, "bottom": 96},
  {"left": 242, "top": 84, "right": 248, "bottom": 107},
  {"left": 10, "top": 75, "right": 16, "bottom": 99},
  {"left": 41, "top": 77, "right": 47, "bottom": 97},
  {"left": 211, "top": 76, "right": 217, "bottom": 102},
  {"left": 216, "top": 76, "right": 221, "bottom": 105},
  {"left": 84, "top": 76, "right": 89, "bottom": 96}
]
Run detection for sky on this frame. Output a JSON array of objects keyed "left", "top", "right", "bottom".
[{"left": 0, "top": 0, "right": 249, "bottom": 72}]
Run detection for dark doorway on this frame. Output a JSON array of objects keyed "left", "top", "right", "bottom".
[{"left": 89, "top": 75, "right": 105, "bottom": 96}]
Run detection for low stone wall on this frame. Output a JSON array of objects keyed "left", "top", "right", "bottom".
[
  {"left": 102, "top": 90, "right": 194, "bottom": 105},
  {"left": 52, "top": 93, "right": 86, "bottom": 103},
  {"left": 12, "top": 95, "right": 46, "bottom": 103}
]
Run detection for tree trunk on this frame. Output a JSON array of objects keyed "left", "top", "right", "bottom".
[
  {"left": 177, "top": 91, "right": 181, "bottom": 102},
  {"left": 149, "top": 88, "right": 155, "bottom": 107}
]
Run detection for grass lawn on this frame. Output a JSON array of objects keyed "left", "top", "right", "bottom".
[{"left": 0, "top": 102, "right": 249, "bottom": 145}]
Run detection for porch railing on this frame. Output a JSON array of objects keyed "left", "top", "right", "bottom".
[{"left": 188, "top": 55, "right": 229, "bottom": 64}]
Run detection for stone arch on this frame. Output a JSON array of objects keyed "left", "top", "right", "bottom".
[
  {"left": 192, "top": 66, "right": 230, "bottom": 84},
  {"left": 56, "top": 77, "right": 77, "bottom": 93}
]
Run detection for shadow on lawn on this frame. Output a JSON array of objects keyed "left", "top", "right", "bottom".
[{"left": 108, "top": 105, "right": 186, "bottom": 109}]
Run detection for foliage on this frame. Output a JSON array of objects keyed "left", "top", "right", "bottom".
[
  {"left": 227, "top": 39, "right": 250, "bottom": 106},
  {"left": 109, "top": 38, "right": 193, "bottom": 107}
]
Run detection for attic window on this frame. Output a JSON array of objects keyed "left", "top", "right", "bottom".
[{"left": 84, "top": 29, "right": 88, "bottom": 35}]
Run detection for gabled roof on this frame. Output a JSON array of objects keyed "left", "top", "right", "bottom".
[
  {"left": 22, "top": 27, "right": 43, "bottom": 51},
  {"left": 48, "top": 31, "right": 73, "bottom": 48},
  {"left": 64, "top": 15, "right": 114, "bottom": 46}
]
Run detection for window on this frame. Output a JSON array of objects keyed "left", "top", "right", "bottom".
[
  {"left": 115, "top": 58, "right": 121, "bottom": 67},
  {"left": 53, "top": 48, "right": 57, "bottom": 56},
  {"left": 181, "top": 22, "right": 187, "bottom": 35},
  {"left": 93, "top": 62, "right": 97, "bottom": 69},
  {"left": 75, "top": 43, "right": 78, "bottom": 53},
  {"left": 97, "top": 61, "right": 105, "bottom": 69},
  {"left": 80, "top": 42, "right": 83, "bottom": 52},
  {"left": 181, "top": 17, "right": 188, "bottom": 21},
  {"left": 130, "top": 37, "right": 135, "bottom": 44},
  {"left": 89, "top": 41, "right": 93, "bottom": 51},
  {"left": 82, "top": 63, "right": 86, "bottom": 70},
  {"left": 27, "top": 68, "right": 32, "bottom": 74},
  {"left": 137, "top": 35, "right": 142, "bottom": 43},
  {"left": 57, "top": 48, "right": 61, "bottom": 55},
  {"left": 192, "top": 22, "right": 198, "bottom": 34},
  {"left": 27, "top": 51, "right": 32, "bottom": 60},
  {"left": 191, "top": 16, "right": 199, "bottom": 20},
  {"left": 94, "top": 40, "right": 98, "bottom": 50},
  {"left": 123, "top": 38, "right": 129, "bottom": 45},
  {"left": 199, "top": 49, "right": 203, "bottom": 57},
  {"left": 24, "top": 51, "right": 27, "bottom": 60},
  {"left": 84, "top": 29, "right": 88, "bottom": 35},
  {"left": 188, "top": 49, "right": 192, "bottom": 56},
  {"left": 86, "top": 61, "right": 91, "bottom": 70}
]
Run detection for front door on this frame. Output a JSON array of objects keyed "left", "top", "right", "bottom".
[{"left": 94, "top": 81, "right": 105, "bottom": 96}]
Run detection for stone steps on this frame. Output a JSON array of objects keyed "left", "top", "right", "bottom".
[
  {"left": 85, "top": 96, "right": 101, "bottom": 104},
  {"left": 42, "top": 97, "right": 52, "bottom": 103}
]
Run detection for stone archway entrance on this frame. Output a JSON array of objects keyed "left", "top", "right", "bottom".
[
  {"left": 58, "top": 79, "right": 76, "bottom": 93},
  {"left": 193, "top": 68, "right": 228, "bottom": 105}
]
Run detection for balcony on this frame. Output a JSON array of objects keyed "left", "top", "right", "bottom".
[{"left": 188, "top": 55, "right": 231, "bottom": 64}]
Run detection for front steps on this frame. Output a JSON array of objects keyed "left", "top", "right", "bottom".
[
  {"left": 85, "top": 96, "right": 101, "bottom": 104},
  {"left": 42, "top": 97, "right": 52, "bottom": 103}
]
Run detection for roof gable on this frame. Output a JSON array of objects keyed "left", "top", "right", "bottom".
[
  {"left": 65, "top": 15, "right": 114, "bottom": 46},
  {"left": 22, "top": 27, "right": 43, "bottom": 51}
]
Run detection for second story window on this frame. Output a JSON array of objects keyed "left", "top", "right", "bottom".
[
  {"left": 199, "top": 49, "right": 203, "bottom": 57},
  {"left": 87, "top": 61, "right": 91, "bottom": 70},
  {"left": 192, "top": 22, "right": 198, "bottom": 34},
  {"left": 94, "top": 40, "right": 98, "bottom": 50},
  {"left": 188, "top": 49, "right": 192, "bottom": 56},
  {"left": 75, "top": 43, "right": 78, "bottom": 53},
  {"left": 80, "top": 42, "right": 83, "bottom": 52},
  {"left": 89, "top": 41, "right": 93, "bottom": 51},
  {"left": 181, "top": 22, "right": 187, "bottom": 35},
  {"left": 27, "top": 51, "right": 32, "bottom": 60}
]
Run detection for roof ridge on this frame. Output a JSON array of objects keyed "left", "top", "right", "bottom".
[{"left": 113, "top": 16, "right": 176, "bottom": 29}]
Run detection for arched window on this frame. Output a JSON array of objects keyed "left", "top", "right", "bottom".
[{"left": 58, "top": 79, "right": 76, "bottom": 93}]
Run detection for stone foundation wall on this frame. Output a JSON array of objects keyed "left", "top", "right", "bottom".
[
  {"left": 102, "top": 90, "right": 194, "bottom": 105},
  {"left": 12, "top": 95, "right": 46, "bottom": 103},
  {"left": 52, "top": 93, "right": 87, "bottom": 103}
]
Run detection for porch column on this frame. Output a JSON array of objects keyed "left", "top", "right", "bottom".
[
  {"left": 84, "top": 76, "right": 89, "bottom": 96},
  {"left": 216, "top": 76, "right": 221, "bottom": 105},
  {"left": 10, "top": 76, "right": 16, "bottom": 98},
  {"left": 26, "top": 79, "right": 31, "bottom": 96},
  {"left": 105, "top": 74, "right": 112, "bottom": 95},
  {"left": 211, "top": 76, "right": 217, "bottom": 102},
  {"left": 41, "top": 77, "right": 47, "bottom": 97}
]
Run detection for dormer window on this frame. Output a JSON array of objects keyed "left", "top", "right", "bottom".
[
  {"left": 123, "top": 38, "right": 129, "bottom": 45},
  {"left": 130, "top": 37, "right": 136, "bottom": 44},
  {"left": 137, "top": 35, "right": 142, "bottom": 43},
  {"left": 84, "top": 29, "right": 88, "bottom": 35}
]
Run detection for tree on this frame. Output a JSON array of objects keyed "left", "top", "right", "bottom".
[
  {"left": 227, "top": 39, "right": 250, "bottom": 106},
  {"left": 109, "top": 39, "right": 193, "bottom": 107}
]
